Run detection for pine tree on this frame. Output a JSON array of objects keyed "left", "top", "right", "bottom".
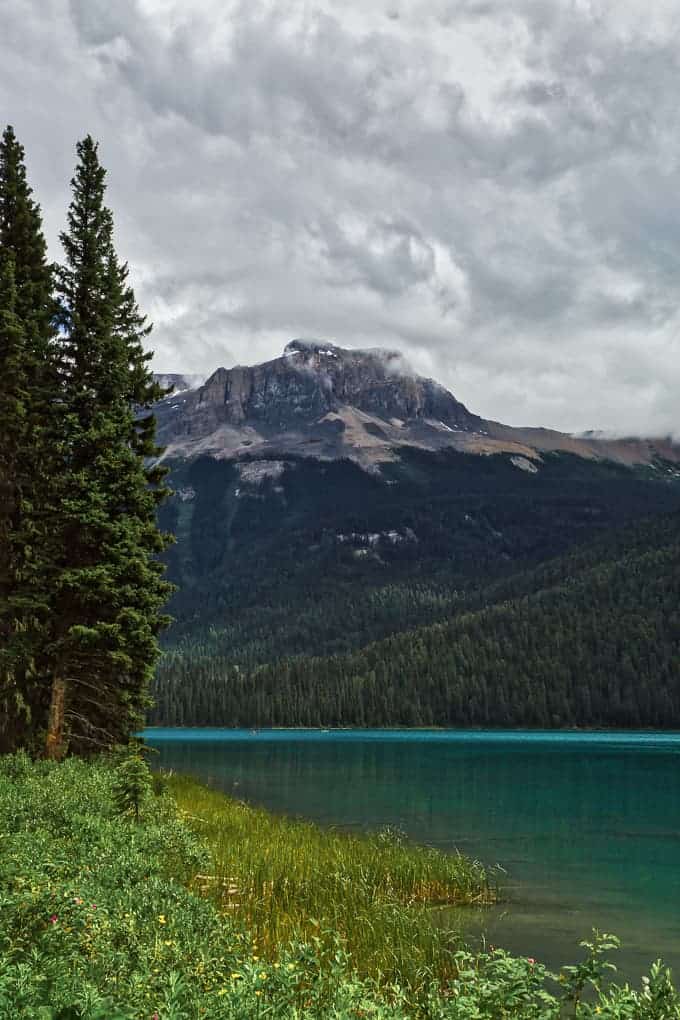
[
  {"left": 45, "top": 136, "right": 173, "bottom": 758},
  {"left": 0, "top": 126, "right": 58, "bottom": 754},
  {"left": 0, "top": 253, "right": 29, "bottom": 750},
  {"left": 0, "top": 127, "right": 54, "bottom": 339}
]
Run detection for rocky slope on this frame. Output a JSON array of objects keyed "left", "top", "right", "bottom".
[{"left": 154, "top": 339, "right": 680, "bottom": 470}]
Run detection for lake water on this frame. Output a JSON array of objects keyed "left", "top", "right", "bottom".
[{"left": 143, "top": 728, "right": 680, "bottom": 983}]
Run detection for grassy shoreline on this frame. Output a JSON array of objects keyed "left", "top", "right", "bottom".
[
  {"left": 166, "top": 772, "right": 497, "bottom": 991},
  {"left": 2, "top": 752, "right": 680, "bottom": 1018}
]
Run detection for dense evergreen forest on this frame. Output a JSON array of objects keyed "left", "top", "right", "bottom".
[{"left": 150, "top": 452, "right": 680, "bottom": 728}]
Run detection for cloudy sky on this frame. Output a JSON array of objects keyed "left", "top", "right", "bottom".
[{"left": 3, "top": 0, "right": 680, "bottom": 433}]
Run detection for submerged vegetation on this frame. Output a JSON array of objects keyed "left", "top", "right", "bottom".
[{"left": 2, "top": 753, "right": 680, "bottom": 1019}]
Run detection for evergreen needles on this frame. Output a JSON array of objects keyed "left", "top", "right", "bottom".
[
  {"left": 0, "top": 127, "right": 173, "bottom": 757},
  {"left": 111, "top": 753, "right": 153, "bottom": 822}
]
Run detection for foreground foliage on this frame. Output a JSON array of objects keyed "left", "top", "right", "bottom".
[{"left": 1, "top": 754, "right": 679, "bottom": 1018}]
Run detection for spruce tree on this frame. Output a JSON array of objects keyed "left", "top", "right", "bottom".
[
  {"left": 0, "top": 127, "right": 54, "bottom": 339},
  {"left": 0, "top": 126, "right": 58, "bottom": 753},
  {"left": 46, "top": 136, "right": 173, "bottom": 758},
  {"left": 0, "top": 253, "right": 29, "bottom": 750}
]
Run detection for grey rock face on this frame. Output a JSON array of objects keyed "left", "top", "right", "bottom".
[
  {"left": 152, "top": 340, "right": 680, "bottom": 470},
  {"left": 156, "top": 340, "right": 479, "bottom": 440}
]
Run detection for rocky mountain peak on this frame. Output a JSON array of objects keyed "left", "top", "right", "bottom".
[
  {"left": 159, "top": 340, "right": 479, "bottom": 435},
  {"left": 153, "top": 340, "right": 680, "bottom": 470}
]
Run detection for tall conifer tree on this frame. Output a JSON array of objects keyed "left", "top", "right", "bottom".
[
  {"left": 0, "top": 252, "right": 29, "bottom": 750},
  {"left": 46, "top": 136, "right": 172, "bottom": 757},
  {"left": 0, "top": 126, "right": 58, "bottom": 753}
]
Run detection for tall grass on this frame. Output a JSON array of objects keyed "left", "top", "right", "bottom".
[{"left": 166, "top": 772, "right": 498, "bottom": 991}]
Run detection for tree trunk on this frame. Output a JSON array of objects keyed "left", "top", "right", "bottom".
[{"left": 45, "top": 676, "right": 67, "bottom": 760}]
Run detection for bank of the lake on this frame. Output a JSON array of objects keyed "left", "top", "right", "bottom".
[
  {"left": 5, "top": 751, "right": 680, "bottom": 1017},
  {"left": 145, "top": 728, "right": 680, "bottom": 984}
]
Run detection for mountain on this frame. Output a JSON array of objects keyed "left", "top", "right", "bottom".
[
  {"left": 153, "top": 340, "right": 680, "bottom": 469},
  {"left": 149, "top": 340, "right": 680, "bottom": 729}
]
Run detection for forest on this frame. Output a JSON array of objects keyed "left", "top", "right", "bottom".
[{"left": 150, "top": 457, "right": 680, "bottom": 728}]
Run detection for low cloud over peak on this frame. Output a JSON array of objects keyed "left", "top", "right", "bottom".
[{"left": 2, "top": 0, "right": 680, "bottom": 435}]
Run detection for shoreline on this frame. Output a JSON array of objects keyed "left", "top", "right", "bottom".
[{"left": 141, "top": 724, "right": 680, "bottom": 735}]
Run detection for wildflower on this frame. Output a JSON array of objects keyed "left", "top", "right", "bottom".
[
  {"left": 259, "top": 972, "right": 267, "bottom": 980},
  {"left": 49, "top": 915, "right": 58, "bottom": 924},
  {"left": 74, "top": 897, "right": 83, "bottom": 905},
  {"left": 231, "top": 973, "right": 242, "bottom": 980},
  {"left": 255, "top": 991, "right": 262, "bottom": 997},
  {"left": 91, "top": 904, "right": 97, "bottom": 910},
  {"left": 158, "top": 915, "right": 166, "bottom": 925},
  {"left": 287, "top": 963, "right": 295, "bottom": 971},
  {"left": 527, "top": 958, "right": 536, "bottom": 965}
]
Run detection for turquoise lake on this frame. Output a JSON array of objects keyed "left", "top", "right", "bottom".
[{"left": 143, "top": 728, "right": 680, "bottom": 982}]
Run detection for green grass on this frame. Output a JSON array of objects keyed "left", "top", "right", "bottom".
[
  {"left": 2, "top": 752, "right": 680, "bottom": 1018},
  {"left": 166, "top": 772, "right": 496, "bottom": 991}
]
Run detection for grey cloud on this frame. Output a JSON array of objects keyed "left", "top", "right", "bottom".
[{"left": 1, "top": 0, "right": 680, "bottom": 434}]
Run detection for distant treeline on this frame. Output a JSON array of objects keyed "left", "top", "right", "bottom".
[{"left": 150, "top": 510, "right": 680, "bottom": 728}]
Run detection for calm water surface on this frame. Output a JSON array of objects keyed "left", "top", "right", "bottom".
[{"left": 143, "top": 729, "right": 680, "bottom": 982}]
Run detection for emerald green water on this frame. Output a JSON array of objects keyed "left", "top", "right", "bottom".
[{"left": 143, "top": 729, "right": 680, "bottom": 981}]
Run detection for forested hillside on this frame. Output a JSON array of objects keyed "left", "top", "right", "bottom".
[
  {"left": 150, "top": 487, "right": 680, "bottom": 728},
  {"left": 158, "top": 448, "right": 680, "bottom": 637}
]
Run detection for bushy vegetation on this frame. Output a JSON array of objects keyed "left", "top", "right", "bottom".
[{"left": 2, "top": 754, "right": 680, "bottom": 1018}]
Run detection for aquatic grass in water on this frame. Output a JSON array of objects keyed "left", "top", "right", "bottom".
[{"left": 166, "top": 772, "right": 497, "bottom": 989}]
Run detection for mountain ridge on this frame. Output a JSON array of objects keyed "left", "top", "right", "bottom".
[{"left": 154, "top": 340, "right": 680, "bottom": 470}]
